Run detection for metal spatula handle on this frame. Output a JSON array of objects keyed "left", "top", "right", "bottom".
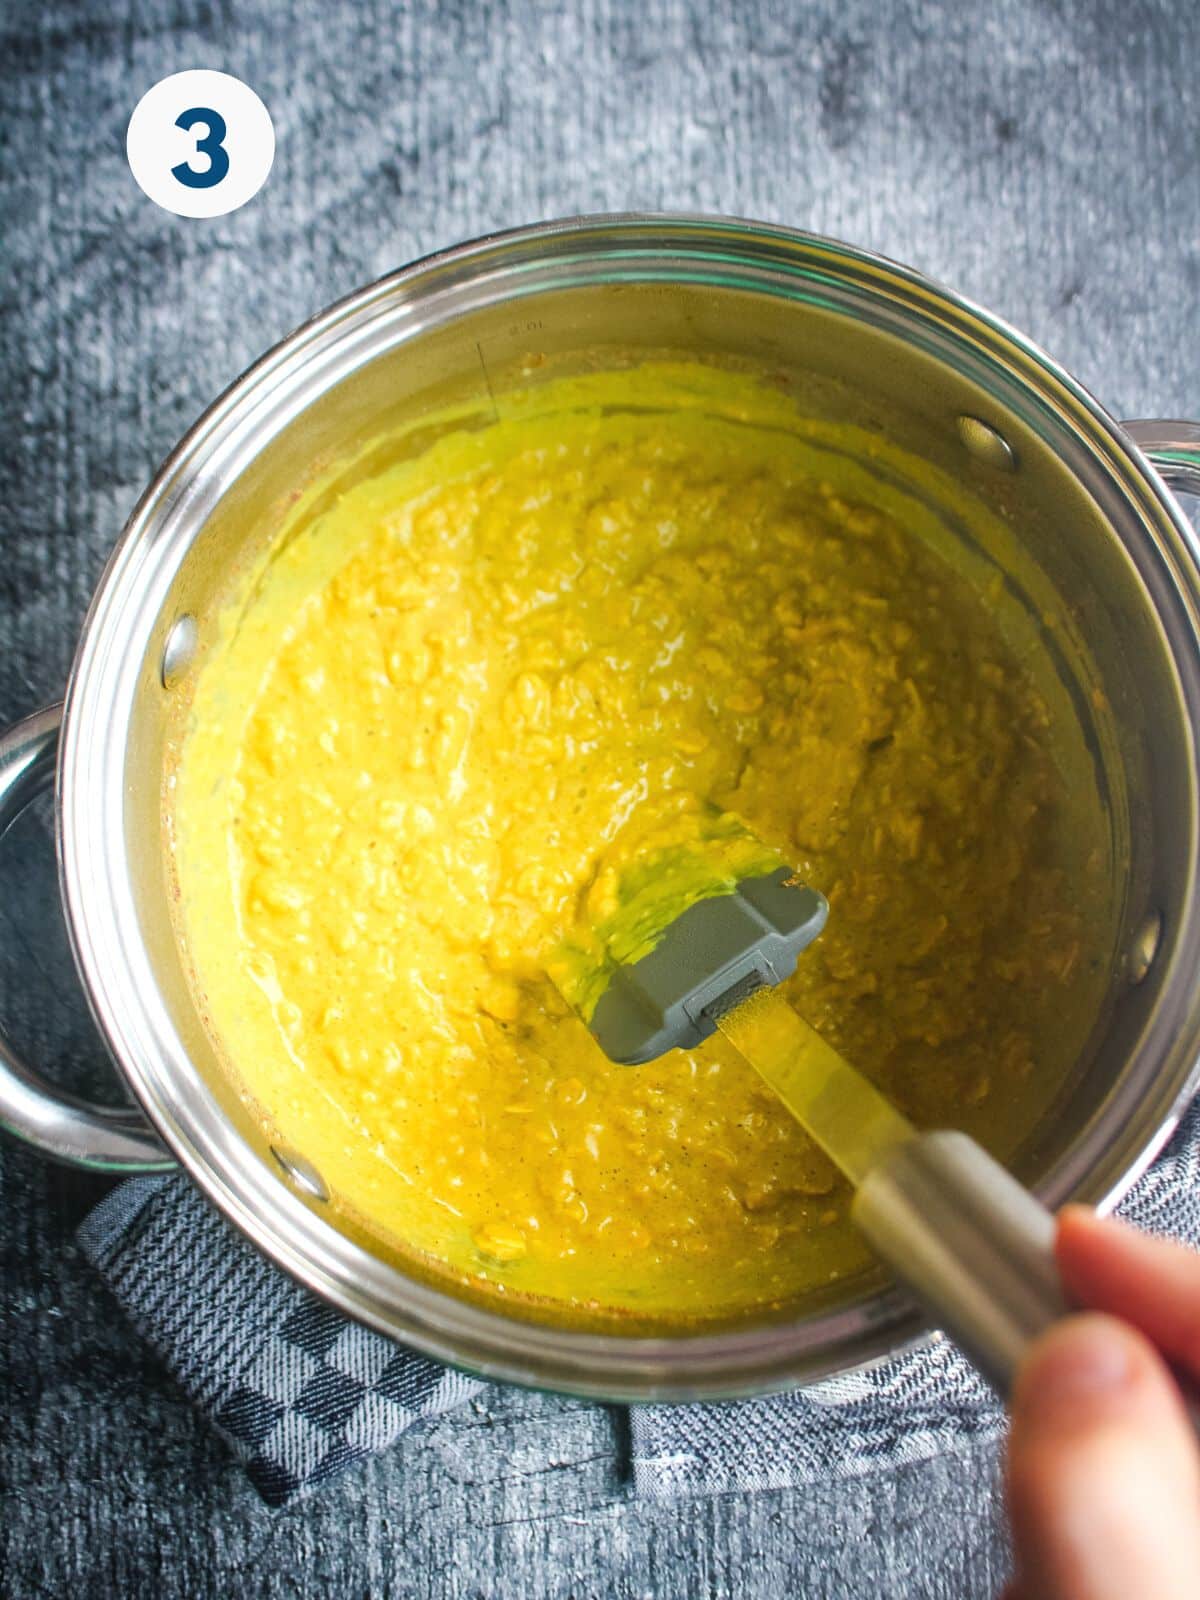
[{"left": 852, "top": 1130, "right": 1068, "bottom": 1394}]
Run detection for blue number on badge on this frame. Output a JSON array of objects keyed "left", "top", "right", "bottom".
[{"left": 171, "top": 106, "right": 230, "bottom": 189}]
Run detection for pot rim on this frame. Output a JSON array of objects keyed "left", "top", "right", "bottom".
[{"left": 54, "top": 212, "right": 1200, "bottom": 1399}]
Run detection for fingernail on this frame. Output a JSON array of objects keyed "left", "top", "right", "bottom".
[{"left": 1016, "top": 1314, "right": 1138, "bottom": 1414}]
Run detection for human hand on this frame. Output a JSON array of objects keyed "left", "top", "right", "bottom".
[{"left": 1005, "top": 1206, "right": 1200, "bottom": 1599}]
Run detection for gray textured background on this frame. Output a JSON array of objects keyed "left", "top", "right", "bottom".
[{"left": 1, "top": 1, "right": 1197, "bottom": 1595}]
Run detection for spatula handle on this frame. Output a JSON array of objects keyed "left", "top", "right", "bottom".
[
  {"left": 853, "top": 1126, "right": 1200, "bottom": 1462},
  {"left": 851, "top": 1129, "right": 1067, "bottom": 1394}
]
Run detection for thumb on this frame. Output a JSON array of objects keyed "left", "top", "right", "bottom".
[{"left": 1007, "top": 1313, "right": 1200, "bottom": 1600}]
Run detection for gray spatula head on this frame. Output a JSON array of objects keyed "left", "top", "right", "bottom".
[{"left": 587, "top": 867, "right": 827, "bottom": 1064}]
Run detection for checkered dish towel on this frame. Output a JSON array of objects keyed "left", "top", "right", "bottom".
[{"left": 78, "top": 1099, "right": 1200, "bottom": 1507}]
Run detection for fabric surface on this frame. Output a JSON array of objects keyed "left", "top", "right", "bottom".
[
  {"left": 79, "top": 1098, "right": 1200, "bottom": 1506},
  {"left": 78, "top": 1178, "right": 482, "bottom": 1505}
]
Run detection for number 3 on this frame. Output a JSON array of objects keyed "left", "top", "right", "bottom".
[{"left": 172, "top": 106, "right": 230, "bottom": 189}]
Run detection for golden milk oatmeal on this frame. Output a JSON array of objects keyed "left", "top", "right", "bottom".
[{"left": 170, "top": 365, "right": 1115, "bottom": 1324}]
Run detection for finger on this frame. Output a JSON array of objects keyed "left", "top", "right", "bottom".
[
  {"left": 1007, "top": 1313, "right": 1200, "bottom": 1600},
  {"left": 1057, "top": 1206, "right": 1200, "bottom": 1379}
]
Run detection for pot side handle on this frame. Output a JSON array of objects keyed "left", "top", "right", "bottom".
[
  {"left": 1123, "top": 419, "right": 1200, "bottom": 498},
  {"left": 0, "top": 705, "right": 173, "bottom": 1171}
]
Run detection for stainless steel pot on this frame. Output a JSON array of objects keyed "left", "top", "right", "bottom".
[{"left": 2, "top": 215, "right": 1199, "bottom": 1400}]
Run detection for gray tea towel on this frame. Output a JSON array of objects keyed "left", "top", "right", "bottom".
[{"left": 78, "top": 1099, "right": 1200, "bottom": 1507}]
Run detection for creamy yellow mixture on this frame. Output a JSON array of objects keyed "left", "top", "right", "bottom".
[{"left": 171, "top": 365, "right": 1117, "bottom": 1326}]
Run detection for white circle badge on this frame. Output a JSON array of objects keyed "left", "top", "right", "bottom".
[{"left": 127, "top": 70, "right": 274, "bottom": 219}]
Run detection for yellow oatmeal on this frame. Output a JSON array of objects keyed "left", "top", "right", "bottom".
[{"left": 170, "top": 365, "right": 1116, "bottom": 1325}]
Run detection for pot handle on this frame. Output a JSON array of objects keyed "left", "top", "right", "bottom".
[
  {"left": 1123, "top": 420, "right": 1200, "bottom": 498},
  {"left": 0, "top": 705, "right": 173, "bottom": 1171}
]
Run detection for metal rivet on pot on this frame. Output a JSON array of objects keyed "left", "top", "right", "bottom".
[
  {"left": 957, "top": 415, "right": 1017, "bottom": 472},
  {"left": 161, "top": 614, "right": 198, "bottom": 688},
  {"left": 271, "top": 1145, "right": 329, "bottom": 1201},
  {"left": 1128, "top": 911, "right": 1163, "bottom": 985}
]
